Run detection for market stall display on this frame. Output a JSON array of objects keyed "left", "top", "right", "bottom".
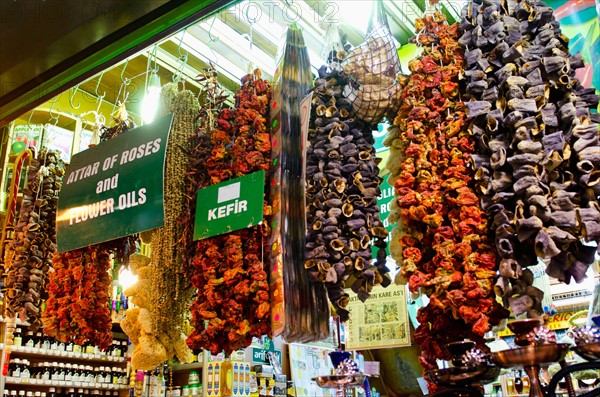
[
  {"left": 185, "top": 69, "right": 272, "bottom": 355},
  {"left": 460, "top": 0, "right": 600, "bottom": 317},
  {"left": 385, "top": 12, "right": 509, "bottom": 371},
  {"left": 305, "top": 64, "right": 390, "bottom": 322}
]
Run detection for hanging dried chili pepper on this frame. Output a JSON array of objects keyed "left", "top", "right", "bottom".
[
  {"left": 385, "top": 12, "right": 508, "bottom": 372},
  {"left": 185, "top": 69, "right": 272, "bottom": 355}
]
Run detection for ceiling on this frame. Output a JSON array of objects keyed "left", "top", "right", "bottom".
[
  {"left": 0, "top": 0, "right": 232, "bottom": 127},
  {"left": 2, "top": 0, "right": 465, "bottom": 128}
]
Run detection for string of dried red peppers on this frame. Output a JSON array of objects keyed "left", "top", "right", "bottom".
[
  {"left": 42, "top": 247, "right": 113, "bottom": 349},
  {"left": 186, "top": 70, "right": 272, "bottom": 355},
  {"left": 386, "top": 13, "right": 508, "bottom": 371}
]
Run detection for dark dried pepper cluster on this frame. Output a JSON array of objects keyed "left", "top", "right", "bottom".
[
  {"left": 386, "top": 12, "right": 508, "bottom": 370},
  {"left": 186, "top": 69, "right": 272, "bottom": 355},
  {"left": 306, "top": 66, "right": 390, "bottom": 322},
  {"left": 42, "top": 247, "right": 113, "bottom": 349},
  {"left": 3, "top": 149, "right": 64, "bottom": 330},
  {"left": 460, "top": 0, "right": 600, "bottom": 316}
]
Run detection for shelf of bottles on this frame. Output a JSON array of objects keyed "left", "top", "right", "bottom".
[
  {"left": 3, "top": 379, "right": 128, "bottom": 391},
  {"left": 4, "top": 325, "right": 129, "bottom": 393}
]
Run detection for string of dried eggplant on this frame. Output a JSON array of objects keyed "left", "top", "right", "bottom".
[
  {"left": 3, "top": 149, "right": 64, "bottom": 330},
  {"left": 186, "top": 69, "right": 272, "bottom": 355},
  {"left": 460, "top": 0, "right": 600, "bottom": 317},
  {"left": 306, "top": 65, "right": 390, "bottom": 322},
  {"left": 385, "top": 12, "right": 508, "bottom": 371}
]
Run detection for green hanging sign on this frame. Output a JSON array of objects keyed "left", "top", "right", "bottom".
[
  {"left": 56, "top": 114, "right": 173, "bottom": 252},
  {"left": 194, "top": 170, "right": 265, "bottom": 240}
]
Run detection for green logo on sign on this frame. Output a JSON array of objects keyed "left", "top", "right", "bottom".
[{"left": 194, "top": 170, "right": 265, "bottom": 240}]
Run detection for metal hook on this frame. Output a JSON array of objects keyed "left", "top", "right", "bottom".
[
  {"left": 69, "top": 84, "right": 81, "bottom": 110},
  {"left": 113, "top": 59, "right": 131, "bottom": 113},
  {"left": 94, "top": 71, "right": 106, "bottom": 99},
  {"left": 48, "top": 95, "right": 60, "bottom": 122},
  {"left": 27, "top": 109, "right": 36, "bottom": 129},
  {"left": 207, "top": 17, "right": 220, "bottom": 65}
]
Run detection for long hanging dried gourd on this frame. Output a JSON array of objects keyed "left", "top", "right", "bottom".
[
  {"left": 4, "top": 149, "right": 64, "bottom": 330},
  {"left": 305, "top": 64, "right": 390, "bottom": 322},
  {"left": 385, "top": 12, "right": 509, "bottom": 372},
  {"left": 460, "top": 0, "right": 600, "bottom": 317},
  {"left": 186, "top": 69, "right": 272, "bottom": 355},
  {"left": 269, "top": 24, "right": 331, "bottom": 342}
]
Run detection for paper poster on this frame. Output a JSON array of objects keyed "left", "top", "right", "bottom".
[
  {"left": 289, "top": 343, "right": 335, "bottom": 397},
  {"left": 345, "top": 284, "right": 411, "bottom": 350}
]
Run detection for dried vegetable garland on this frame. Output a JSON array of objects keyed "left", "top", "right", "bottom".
[
  {"left": 306, "top": 65, "right": 390, "bottom": 322},
  {"left": 42, "top": 247, "right": 112, "bottom": 349},
  {"left": 134, "top": 83, "right": 198, "bottom": 366},
  {"left": 3, "top": 149, "right": 64, "bottom": 330},
  {"left": 385, "top": 13, "right": 508, "bottom": 371},
  {"left": 460, "top": 0, "right": 600, "bottom": 316},
  {"left": 42, "top": 108, "right": 140, "bottom": 350},
  {"left": 186, "top": 69, "right": 272, "bottom": 355}
]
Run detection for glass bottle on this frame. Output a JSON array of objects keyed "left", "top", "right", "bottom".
[
  {"left": 21, "top": 359, "right": 30, "bottom": 379},
  {"left": 42, "top": 362, "right": 51, "bottom": 381},
  {"left": 34, "top": 332, "right": 43, "bottom": 349},
  {"left": 67, "top": 389, "right": 76, "bottom": 397},
  {"left": 13, "top": 358, "right": 22, "bottom": 378},
  {"left": 48, "top": 388, "right": 57, "bottom": 397},
  {"left": 514, "top": 370, "right": 524, "bottom": 393},
  {"left": 522, "top": 373, "right": 530, "bottom": 395},
  {"left": 65, "top": 363, "right": 73, "bottom": 382},
  {"left": 25, "top": 331, "right": 35, "bottom": 348},
  {"left": 13, "top": 327, "right": 23, "bottom": 347},
  {"left": 506, "top": 373, "right": 514, "bottom": 395},
  {"left": 10, "top": 391, "right": 17, "bottom": 397},
  {"left": 41, "top": 335, "right": 51, "bottom": 351}
]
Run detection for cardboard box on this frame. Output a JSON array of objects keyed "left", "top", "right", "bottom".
[{"left": 205, "top": 360, "right": 252, "bottom": 397}]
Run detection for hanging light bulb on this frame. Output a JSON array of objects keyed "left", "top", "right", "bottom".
[
  {"left": 119, "top": 266, "right": 138, "bottom": 291},
  {"left": 141, "top": 71, "right": 161, "bottom": 124}
]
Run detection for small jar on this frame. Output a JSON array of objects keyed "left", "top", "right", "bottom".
[{"left": 188, "top": 371, "right": 200, "bottom": 385}]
